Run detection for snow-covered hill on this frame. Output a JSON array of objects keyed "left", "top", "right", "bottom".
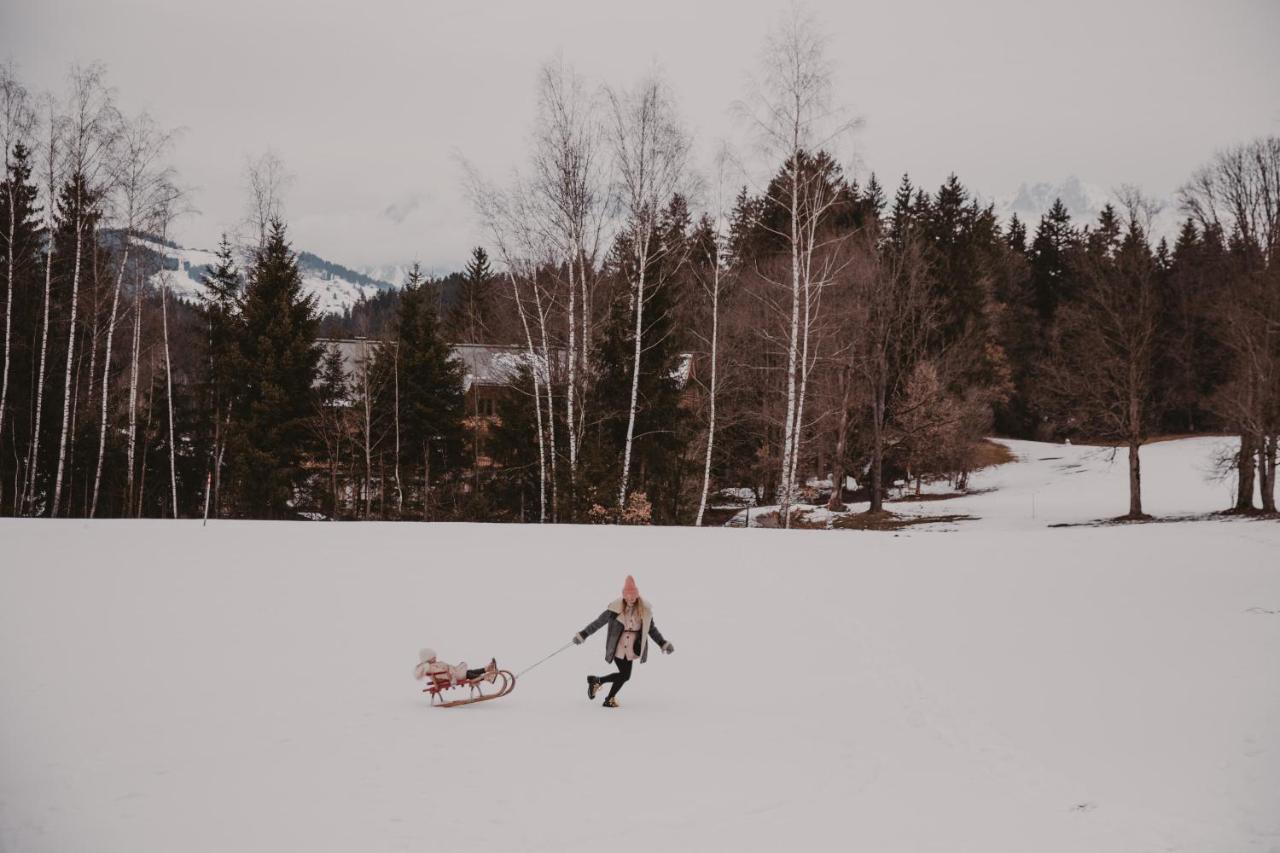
[
  {"left": 1, "top": 437, "right": 1277, "bottom": 853},
  {"left": 139, "top": 237, "right": 397, "bottom": 316},
  {"left": 356, "top": 262, "right": 420, "bottom": 289}
]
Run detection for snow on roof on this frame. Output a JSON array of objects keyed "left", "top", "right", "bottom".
[
  {"left": 671, "top": 353, "right": 693, "bottom": 390},
  {"left": 452, "top": 344, "right": 560, "bottom": 390},
  {"left": 316, "top": 340, "right": 687, "bottom": 393},
  {"left": 316, "top": 340, "right": 567, "bottom": 393},
  {"left": 316, "top": 338, "right": 381, "bottom": 382}
]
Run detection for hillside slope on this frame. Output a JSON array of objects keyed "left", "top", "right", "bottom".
[{"left": 137, "top": 237, "right": 396, "bottom": 315}]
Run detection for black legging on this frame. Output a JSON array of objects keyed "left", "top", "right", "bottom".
[{"left": 598, "top": 658, "right": 633, "bottom": 700}]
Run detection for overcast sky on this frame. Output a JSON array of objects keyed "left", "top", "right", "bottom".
[{"left": 4, "top": 0, "right": 1278, "bottom": 272}]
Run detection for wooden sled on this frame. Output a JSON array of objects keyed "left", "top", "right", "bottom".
[{"left": 423, "top": 669, "right": 516, "bottom": 708}]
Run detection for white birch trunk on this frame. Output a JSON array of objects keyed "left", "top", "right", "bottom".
[
  {"left": 530, "top": 277, "right": 557, "bottom": 520},
  {"left": 160, "top": 273, "right": 177, "bottom": 517},
  {"left": 778, "top": 162, "right": 801, "bottom": 527},
  {"left": 787, "top": 226, "right": 818, "bottom": 501},
  {"left": 393, "top": 345, "right": 402, "bottom": 514},
  {"left": 508, "top": 270, "right": 546, "bottom": 523},
  {"left": 618, "top": 233, "right": 649, "bottom": 510},
  {"left": 89, "top": 238, "right": 129, "bottom": 516},
  {"left": 24, "top": 227, "right": 53, "bottom": 514},
  {"left": 68, "top": 335, "right": 84, "bottom": 513},
  {"left": 213, "top": 404, "right": 229, "bottom": 519},
  {"left": 201, "top": 470, "right": 211, "bottom": 525},
  {"left": 125, "top": 282, "right": 141, "bottom": 508},
  {"left": 695, "top": 260, "right": 720, "bottom": 527},
  {"left": 565, "top": 254, "right": 578, "bottom": 476},
  {"left": 0, "top": 179, "right": 14, "bottom": 493},
  {"left": 362, "top": 352, "right": 371, "bottom": 518},
  {"left": 51, "top": 217, "right": 85, "bottom": 517},
  {"left": 578, "top": 251, "right": 591, "bottom": 441}
]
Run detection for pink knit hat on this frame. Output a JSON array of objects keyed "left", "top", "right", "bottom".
[{"left": 622, "top": 575, "right": 639, "bottom": 600}]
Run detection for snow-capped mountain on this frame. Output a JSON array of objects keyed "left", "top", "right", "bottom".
[
  {"left": 998, "top": 176, "right": 1112, "bottom": 226},
  {"left": 356, "top": 262, "right": 421, "bottom": 289},
  {"left": 991, "top": 176, "right": 1180, "bottom": 242},
  {"left": 138, "top": 237, "right": 397, "bottom": 316}
]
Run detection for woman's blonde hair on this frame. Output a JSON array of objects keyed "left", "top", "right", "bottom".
[{"left": 621, "top": 596, "right": 648, "bottom": 620}]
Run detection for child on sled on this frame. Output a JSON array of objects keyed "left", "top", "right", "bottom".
[{"left": 413, "top": 648, "right": 498, "bottom": 685}]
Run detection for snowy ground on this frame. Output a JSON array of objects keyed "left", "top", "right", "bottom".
[
  {"left": 2, "top": 438, "right": 1278, "bottom": 853},
  {"left": 736, "top": 436, "right": 1247, "bottom": 528}
]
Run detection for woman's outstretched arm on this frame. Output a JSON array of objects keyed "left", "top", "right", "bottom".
[
  {"left": 574, "top": 610, "right": 613, "bottom": 643},
  {"left": 648, "top": 620, "right": 672, "bottom": 652}
]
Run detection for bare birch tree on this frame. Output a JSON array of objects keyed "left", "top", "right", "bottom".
[
  {"left": 89, "top": 112, "right": 177, "bottom": 517},
  {"left": 23, "top": 94, "right": 62, "bottom": 515},
  {"left": 157, "top": 204, "right": 182, "bottom": 518},
  {"left": 531, "top": 58, "right": 608, "bottom": 497},
  {"left": 51, "top": 65, "right": 117, "bottom": 517},
  {"left": 694, "top": 147, "right": 731, "bottom": 526},
  {"left": 606, "top": 72, "right": 692, "bottom": 510},
  {"left": 124, "top": 228, "right": 144, "bottom": 511},
  {"left": 736, "top": 5, "right": 860, "bottom": 525},
  {"left": 244, "top": 150, "right": 291, "bottom": 258},
  {"left": 1, "top": 64, "right": 35, "bottom": 510}
]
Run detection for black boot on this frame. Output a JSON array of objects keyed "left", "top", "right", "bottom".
[
  {"left": 587, "top": 676, "right": 600, "bottom": 700},
  {"left": 602, "top": 696, "right": 619, "bottom": 708}
]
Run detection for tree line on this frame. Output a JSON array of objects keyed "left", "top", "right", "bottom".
[{"left": 2, "top": 12, "right": 1276, "bottom": 524}]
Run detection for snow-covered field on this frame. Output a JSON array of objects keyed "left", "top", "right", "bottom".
[{"left": 2, "top": 438, "right": 1278, "bottom": 853}]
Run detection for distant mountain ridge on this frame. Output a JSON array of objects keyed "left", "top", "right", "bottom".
[
  {"left": 136, "top": 237, "right": 398, "bottom": 316},
  {"left": 991, "top": 176, "right": 1180, "bottom": 241},
  {"left": 140, "top": 175, "right": 1181, "bottom": 317}
]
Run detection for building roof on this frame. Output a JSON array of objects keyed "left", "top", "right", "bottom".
[
  {"left": 452, "top": 343, "right": 558, "bottom": 391},
  {"left": 316, "top": 339, "right": 691, "bottom": 392},
  {"left": 317, "top": 338, "right": 381, "bottom": 382},
  {"left": 316, "top": 339, "right": 562, "bottom": 393}
]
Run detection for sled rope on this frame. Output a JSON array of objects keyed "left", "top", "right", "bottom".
[{"left": 516, "top": 641, "right": 574, "bottom": 678}]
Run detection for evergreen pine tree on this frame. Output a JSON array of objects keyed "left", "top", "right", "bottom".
[
  {"left": 0, "top": 140, "right": 43, "bottom": 513},
  {"left": 925, "top": 174, "right": 987, "bottom": 344},
  {"left": 44, "top": 171, "right": 104, "bottom": 514},
  {"left": 1160, "top": 218, "right": 1229, "bottom": 432},
  {"left": 583, "top": 197, "right": 690, "bottom": 521},
  {"left": 313, "top": 343, "right": 349, "bottom": 518},
  {"left": 888, "top": 174, "right": 917, "bottom": 248},
  {"left": 1006, "top": 213, "right": 1028, "bottom": 255},
  {"left": 198, "top": 235, "right": 246, "bottom": 517},
  {"left": 447, "top": 246, "right": 494, "bottom": 344},
  {"left": 229, "top": 219, "right": 320, "bottom": 518},
  {"left": 1088, "top": 204, "right": 1122, "bottom": 257},
  {"left": 726, "top": 186, "right": 765, "bottom": 266},
  {"left": 392, "top": 266, "right": 466, "bottom": 518},
  {"left": 489, "top": 363, "right": 542, "bottom": 521},
  {"left": 863, "top": 172, "right": 886, "bottom": 223},
  {"left": 1029, "top": 199, "right": 1076, "bottom": 321}
]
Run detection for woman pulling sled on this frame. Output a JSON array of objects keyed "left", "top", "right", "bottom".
[{"left": 573, "top": 575, "right": 674, "bottom": 708}]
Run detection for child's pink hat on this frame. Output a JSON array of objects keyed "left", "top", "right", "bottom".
[{"left": 622, "top": 575, "right": 639, "bottom": 598}]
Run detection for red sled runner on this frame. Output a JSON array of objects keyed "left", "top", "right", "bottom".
[{"left": 422, "top": 669, "right": 516, "bottom": 708}]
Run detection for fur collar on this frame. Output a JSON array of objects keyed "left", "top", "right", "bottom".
[
  {"left": 607, "top": 598, "right": 653, "bottom": 659},
  {"left": 607, "top": 597, "right": 651, "bottom": 620}
]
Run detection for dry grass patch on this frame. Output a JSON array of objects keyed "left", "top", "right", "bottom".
[
  {"left": 973, "top": 439, "right": 1017, "bottom": 469},
  {"left": 832, "top": 510, "right": 975, "bottom": 531}
]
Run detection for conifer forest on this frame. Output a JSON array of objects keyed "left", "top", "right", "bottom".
[{"left": 1, "top": 14, "right": 1277, "bottom": 527}]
